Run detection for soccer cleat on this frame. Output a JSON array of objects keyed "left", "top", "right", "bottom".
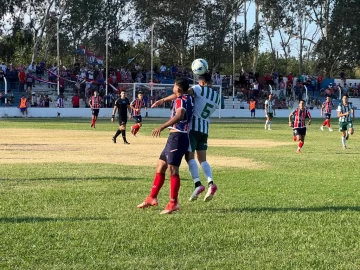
[
  {"left": 320, "top": 126, "right": 324, "bottom": 131},
  {"left": 343, "top": 145, "right": 347, "bottom": 150},
  {"left": 137, "top": 197, "right": 158, "bottom": 208},
  {"left": 112, "top": 137, "right": 116, "bottom": 143},
  {"left": 124, "top": 141, "right": 130, "bottom": 145},
  {"left": 268, "top": 128, "right": 272, "bottom": 130},
  {"left": 204, "top": 184, "right": 218, "bottom": 202},
  {"left": 160, "top": 202, "right": 180, "bottom": 214},
  {"left": 296, "top": 149, "right": 302, "bottom": 153},
  {"left": 189, "top": 185, "right": 205, "bottom": 201},
  {"left": 328, "top": 128, "right": 333, "bottom": 132}
]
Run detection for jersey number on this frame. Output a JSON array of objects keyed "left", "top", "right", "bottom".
[{"left": 201, "top": 103, "right": 214, "bottom": 119}]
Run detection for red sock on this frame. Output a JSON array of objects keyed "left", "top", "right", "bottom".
[
  {"left": 149, "top": 173, "right": 165, "bottom": 198},
  {"left": 170, "top": 174, "right": 181, "bottom": 203},
  {"left": 298, "top": 141, "right": 304, "bottom": 149},
  {"left": 134, "top": 124, "right": 141, "bottom": 135},
  {"left": 328, "top": 120, "right": 331, "bottom": 128},
  {"left": 322, "top": 119, "right": 328, "bottom": 126},
  {"left": 91, "top": 119, "right": 95, "bottom": 126}
]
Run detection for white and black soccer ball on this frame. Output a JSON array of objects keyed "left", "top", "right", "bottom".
[{"left": 191, "top": 58, "right": 208, "bottom": 75}]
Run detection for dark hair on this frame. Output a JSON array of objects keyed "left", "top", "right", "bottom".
[
  {"left": 174, "top": 78, "right": 190, "bottom": 93},
  {"left": 299, "top": 99, "right": 305, "bottom": 103},
  {"left": 198, "top": 72, "right": 212, "bottom": 83},
  {"left": 138, "top": 91, "right": 143, "bottom": 95},
  {"left": 121, "top": 89, "right": 126, "bottom": 93},
  {"left": 343, "top": 94, "right": 349, "bottom": 98}
]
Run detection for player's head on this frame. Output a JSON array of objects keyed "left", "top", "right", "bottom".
[
  {"left": 299, "top": 99, "right": 305, "bottom": 109},
  {"left": 173, "top": 78, "right": 190, "bottom": 95},
  {"left": 268, "top": 93, "right": 273, "bottom": 100},
  {"left": 120, "top": 89, "right": 126, "bottom": 98},
  {"left": 326, "top": 95, "right": 331, "bottom": 101},
  {"left": 94, "top": 90, "right": 98, "bottom": 96},
  {"left": 198, "top": 72, "right": 212, "bottom": 86},
  {"left": 137, "top": 91, "right": 143, "bottom": 99},
  {"left": 342, "top": 94, "right": 348, "bottom": 103}
]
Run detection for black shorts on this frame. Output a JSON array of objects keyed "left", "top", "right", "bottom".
[
  {"left": 325, "top": 113, "right": 331, "bottom": 119},
  {"left": 293, "top": 127, "right": 307, "bottom": 136},
  {"left": 159, "top": 132, "right": 189, "bottom": 167},
  {"left": 92, "top": 109, "right": 99, "bottom": 116},
  {"left": 133, "top": 115, "right": 142, "bottom": 123},
  {"left": 118, "top": 115, "right": 127, "bottom": 126}
]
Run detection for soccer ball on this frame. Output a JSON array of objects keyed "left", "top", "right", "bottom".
[{"left": 191, "top": 58, "right": 208, "bottom": 75}]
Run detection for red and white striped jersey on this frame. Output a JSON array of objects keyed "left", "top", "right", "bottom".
[{"left": 290, "top": 108, "right": 312, "bottom": 128}]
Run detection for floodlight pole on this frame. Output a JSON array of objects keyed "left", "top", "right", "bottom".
[
  {"left": 150, "top": 23, "right": 154, "bottom": 83},
  {"left": 105, "top": 24, "right": 108, "bottom": 107},
  {"left": 57, "top": 17, "right": 60, "bottom": 96},
  {"left": 232, "top": 10, "right": 236, "bottom": 109}
]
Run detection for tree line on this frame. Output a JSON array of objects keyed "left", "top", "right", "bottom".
[{"left": 0, "top": 0, "right": 359, "bottom": 77}]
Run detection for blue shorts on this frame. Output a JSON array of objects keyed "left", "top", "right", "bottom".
[
  {"left": 20, "top": 108, "right": 27, "bottom": 112},
  {"left": 159, "top": 132, "right": 189, "bottom": 167},
  {"left": 133, "top": 115, "right": 142, "bottom": 123}
]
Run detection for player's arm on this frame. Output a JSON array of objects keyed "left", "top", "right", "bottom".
[
  {"left": 288, "top": 110, "right": 295, "bottom": 127},
  {"left": 130, "top": 100, "right": 136, "bottom": 110},
  {"left": 152, "top": 107, "right": 185, "bottom": 137},
  {"left": 264, "top": 102, "right": 268, "bottom": 114},
  {"left": 320, "top": 104, "right": 324, "bottom": 116},
  {"left": 151, "top": 94, "right": 177, "bottom": 108},
  {"left": 307, "top": 111, "right": 312, "bottom": 125},
  {"left": 352, "top": 107, "right": 355, "bottom": 121},
  {"left": 111, "top": 103, "right": 117, "bottom": 122},
  {"left": 127, "top": 104, "right": 132, "bottom": 118},
  {"left": 337, "top": 107, "right": 349, "bottom": 118}
]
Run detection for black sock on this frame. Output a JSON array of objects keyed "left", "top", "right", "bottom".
[
  {"left": 121, "top": 130, "right": 127, "bottom": 142},
  {"left": 208, "top": 181, "right": 214, "bottom": 186},
  {"left": 195, "top": 181, "right": 203, "bottom": 188},
  {"left": 114, "top": 129, "right": 121, "bottom": 138}
]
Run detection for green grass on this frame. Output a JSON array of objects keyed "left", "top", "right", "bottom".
[{"left": 1, "top": 117, "right": 360, "bottom": 269}]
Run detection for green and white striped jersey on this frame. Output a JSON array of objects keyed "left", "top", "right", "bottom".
[
  {"left": 191, "top": 85, "right": 220, "bottom": 134},
  {"left": 264, "top": 99, "right": 274, "bottom": 113},
  {"left": 337, "top": 103, "right": 353, "bottom": 122}
]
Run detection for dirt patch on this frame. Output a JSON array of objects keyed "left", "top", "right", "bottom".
[{"left": 0, "top": 129, "right": 270, "bottom": 169}]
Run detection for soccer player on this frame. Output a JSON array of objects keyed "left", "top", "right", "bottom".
[
  {"left": 249, "top": 98, "right": 256, "bottom": 118},
  {"left": 137, "top": 78, "right": 193, "bottom": 214},
  {"left": 130, "top": 91, "right": 146, "bottom": 136},
  {"left": 320, "top": 95, "right": 334, "bottom": 131},
  {"left": 152, "top": 72, "right": 219, "bottom": 202},
  {"left": 111, "top": 90, "right": 131, "bottom": 144},
  {"left": 264, "top": 93, "right": 275, "bottom": 130},
  {"left": 337, "top": 94, "right": 355, "bottom": 149},
  {"left": 288, "top": 99, "right": 312, "bottom": 153},
  {"left": 89, "top": 90, "right": 102, "bottom": 128}
]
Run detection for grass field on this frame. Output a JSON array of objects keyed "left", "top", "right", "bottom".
[{"left": 1, "top": 117, "right": 360, "bottom": 269}]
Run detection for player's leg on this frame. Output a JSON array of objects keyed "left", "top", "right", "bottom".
[
  {"left": 197, "top": 150, "right": 218, "bottom": 202},
  {"left": 132, "top": 116, "right": 142, "bottom": 136},
  {"left": 340, "top": 123, "right": 347, "bottom": 149},
  {"left": 186, "top": 131, "right": 205, "bottom": 201},
  {"left": 120, "top": 124, "right": 130, "bottom": 144},
  {"left": 327, "top": 115, "right": 333, "bottom": 131},
  {"left": 268, "top": 115, "right": 273, "bottom": 130},
  {"left": 348, "top": 123, "right": 354, "bottom": 135},
  {"left": 93, "top": 111, "right": 98, "bottom": 128},
  {"left": 160, "top": 133, "right": 188, "bottom": 214},
  {"left": 265, "top": 114, "right": 269, "bottom": 130},
  {"left": 137, "top": 159, "right": 167, "bottom": 209}
]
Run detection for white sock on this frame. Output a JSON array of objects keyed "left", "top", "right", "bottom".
[
  {"left": 201, "top": 161, "right": 213, "bottom": 184},
  {"left": 188, "top": 159, "right": 200, "bottom": 184},
  {"left": 342, "top": 136, "right": 346, "bottom": 146},
  {"left": 268, "top": 121, "right": 272, "bottom": 129},
  {"left": 265, "top": 120, "right": 268, "bottom": 129}
]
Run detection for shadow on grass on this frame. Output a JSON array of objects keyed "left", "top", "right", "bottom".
[
  {"left": 218, "top": 206, "right": 360, "bottom": 213},
  {"left": 0, "top": 216, "right": 109, "bottom": 224}
]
